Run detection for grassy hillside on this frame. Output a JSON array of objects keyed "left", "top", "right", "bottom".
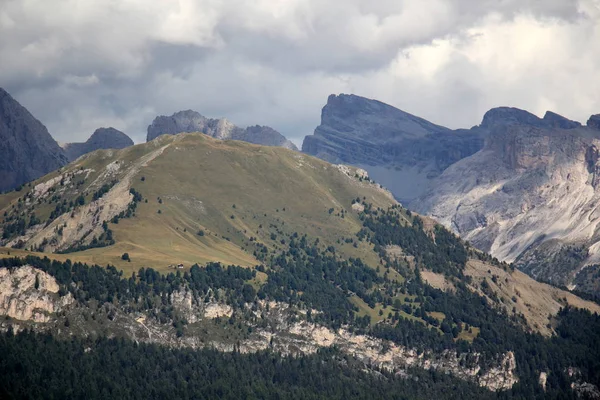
[
  {"left": 1, "top": 132, "right": 598, "bottom": 338},
  {"left": 0, "top": 133, "right": 394, "bottom": 273}
]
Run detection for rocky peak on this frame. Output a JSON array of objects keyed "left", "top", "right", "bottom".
[
  {"left": 587, "top": 114, "right": 600, "bottom": 130},
  {"left": 543, "top": 111, "right": 581, "bottom": 129},
  {"left": 146, "top": 110, "right": 297, "bottom": 150},
  {"left": 302, "top": 93, "right": 482, "bottom": 203},
  {"left": 319, "top": 93, "right": 450, "bottom": 142},
  {"left": 87, "top": 127, "right": 133, "bottom": 148},
  {"left": 63, "top": 127, "right": 134, "bottom": 161},
  {"left": 480, "top": 107, "right": 547, "bottom": 129},
  {"left": 0, "top": 87, "right": 68, "bottom": 192}
]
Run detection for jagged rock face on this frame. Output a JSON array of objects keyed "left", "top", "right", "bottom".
[
  {"left": 302, "top": 95, "right": 600, "bottom": 291},
  {"left": 302, "top": 94, "right": 485, "bottom": 203},
  {"left": 146, "top": 110, "right": 297, "bottom": 150},
  {"left": 543, "top": 111, "right": 581, "bottom": 129},
  {"left": 0, "top": 88, "right": 68, "bottom": 192},
  {"left": 0, "top": 266, "right": 73, "bottom": 322},
  {"left": 413, "top": 120, "right": 600, "bottom": 290},
  {"left": 63, "top": 127, "right": 134, "bottom": 161},
  {"left": 588, "top": 114, "right": 600, "bottom": 130},
  {"left": 480, "top": 107, "right": 548, "bottom": 129}
]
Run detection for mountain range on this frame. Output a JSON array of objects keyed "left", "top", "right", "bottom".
[
  {"left": 0, "top": 88, "right": 298, "bottom": 194},
  {"left": 303, "top": 94, "right": 600, "bottom": 295},
  {"left": 2, "top": 132, "right": 600, "bottom": 398},
  {"left": 62, "top": 127, "right": 134, "bottom": 162},
  {"left": 2, "top": 88, "right": 600, "bottom": 397},
  {"left": 147, "top": 109, "right": 298, "bottom": 150},
  {"left": 5, "top": 86, "right": 600, "bottom": 295}
]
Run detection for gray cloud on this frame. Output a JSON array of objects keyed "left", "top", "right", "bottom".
[{"left": 0, "top": 0, "right": 598, "bottom": 146}]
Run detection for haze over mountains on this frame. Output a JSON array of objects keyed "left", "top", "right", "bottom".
[
  {"left": 0, "top": 88, "right": 298, "bottom": 193},
  {"left": 302, "top": 94, "right": 485, "bottom": 203},
  {"left": 303, "top": 94, "right": 600, "bottom": 295},
  {"left": 0, "top": 88, "right": 68, "bottom": 192},
  {"left": 147, "top": 110, "right": 298, "bottom": 150},
  {"left": 4, "top": 87, "right": 600, "bottom": 397},
  {"left": 62, "top": 127, "right": 134, "bottom": 162}
]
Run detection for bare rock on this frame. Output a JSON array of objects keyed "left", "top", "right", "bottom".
[
  {"left": 0, "top": 266, "right": 73, "bottom": 322},
  {"left": 63, "top": 127, "right": 134, "bottom": 161},
  {"left": 587, "top": 114, "right": 600, "bottom": 130},
  {"left": 302, "top": 94, "right": 485, "bottom": 203},
  {"left": 0, "top": 88, "right": 68, "bottom": 192},
  {"left": 146, "top": 110, "right": 297, "bottom": 150}
]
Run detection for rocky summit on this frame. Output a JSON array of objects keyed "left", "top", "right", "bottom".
[
  {"left": 0, "top": 88, "right": 68, "bottom": 192},
  {"left": 412, "top": 110, "right": 600, "bottom": 293},
  {"left": 302, "top": 94, "right": 485, "bottom": 203},
  {"left": 63, "top": 127, "right": 134, "bottom": 161},
  {"left": 146, "top": 109, "right": 298, "bottom": 150},
  {"left": 303, "top": 93, "right": 600, "bottom": 295}
]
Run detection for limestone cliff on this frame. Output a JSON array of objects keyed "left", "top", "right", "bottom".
[
  {"left": 146, "top": 110, "right": 297, "bottom": 150},
  {"left": 302, "top": 94, "right": 484, "bottom": 203},
  {"left": 413, "top": 114, "right": 600, "bottom": 291},
  {"left": 0, "top": 266, "right": 73, "bottom": 322},
  {"left": 0, "top": 88, "right": 68, "bottom": 192}
]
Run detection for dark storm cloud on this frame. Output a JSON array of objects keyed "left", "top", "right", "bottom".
[{"left": 0, "top": 0, "right": 598, "bottom": 146}]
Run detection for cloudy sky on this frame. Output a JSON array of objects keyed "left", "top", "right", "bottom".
[{"left": 1, "top": 0, "right": 600, "bottom": 145}]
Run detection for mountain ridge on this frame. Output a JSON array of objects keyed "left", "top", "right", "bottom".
[
  {"left": 147, "top": 109, "right": 298, "bottom": 150},
  {"left": 303, "top": 93, "right": 600, "bottom": 295},
  {"left": 0, "top": 88, "right": 68, "bottom": 192},
  {"left": 62, "top": 127, "right": 134, "bottom": 161}
]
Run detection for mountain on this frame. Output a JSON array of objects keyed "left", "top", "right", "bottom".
[
  {"left": 147, "top": 110, "right": 298, "bottom": 150},
  {"left": 62, "top": 127, "right": 134, "bottom": 161},
  {"left": 2, "top": 132, "right": 600, "bottom": 398},
  {"left": 302, "top": 94, "right": 600, "bottom": 295},
  {"left": 0, "top": 88, "right": 68, "bottom": 192},
  {"left": 0, "top": 133, "right": 391, "bottom": 270},
  {"left": 412, "top": 109, "right": 600, "bottom": 293},
  {"left": 302, "top": 94, "right": 485, "bottom": 203}
]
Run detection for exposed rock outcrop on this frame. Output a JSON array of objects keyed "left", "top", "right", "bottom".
[
  {"left": 543, "top": 111, "right": 581, "bottom": 129},
  {"left": 147, "top": 110, "right": 297, "bottom": 150},
  {"left": 413, "top": 114, "right": 600, "bottom": 291},
  {"left": 63, "top": 127, "right": 133, "bottom": 161},
  {"left": 302, "top": 94, "right": 600, "bottom": 293},
  {"left": 302, "top": 94, "right": 485, "bottom": 203},
  {"left": 0, "top": 266, "right": 73, "bottom": 322},
  {"left": 588, "top": 114, "right": 600, "bottom": 130},
  {"left": 0, "top": 88, "right": 68, "bottom": 192},
  {"left": 480, "top": 107, "right": 548, "bottom": 129}
]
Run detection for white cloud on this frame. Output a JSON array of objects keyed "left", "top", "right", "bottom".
[{"left": 0, "top": 0, "right": 598, "bottom": 144}]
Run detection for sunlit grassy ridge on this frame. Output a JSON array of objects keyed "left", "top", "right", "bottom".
[{"left": 0, "top": 133, "right": 395, "bottom": 274}]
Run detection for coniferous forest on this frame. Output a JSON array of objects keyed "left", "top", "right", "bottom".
[{"left": 1, "top": 203, "right": 600, "bottom": 399}]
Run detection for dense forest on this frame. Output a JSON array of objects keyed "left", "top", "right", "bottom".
[
  {"left": 0, "top": 331, "right": 496, "bottom": 400},
  {"left": 2, "top": 201, "right": 600, "bottom": 398}
]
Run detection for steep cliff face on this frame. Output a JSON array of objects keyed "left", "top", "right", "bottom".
[
  {"left": 302, "top": 94, "right": 600, "bottom": 292},
  {"left": 0, "top": 266, "right": 73, "bottom": 322},
  {"left": 302, "top": 94, "right": 485, "bottom": 202},
  {"left": 63, "top": 127, "right": 134, "bottom": 161},
  {"left": 146, "top": 110, "right": 297, "bottom": 150},
  {"left": 0, "top": 88, "right": 68, "bottom": 192},
  {"left": 413, "top": 116, "right": 600, "bottom": 291}
]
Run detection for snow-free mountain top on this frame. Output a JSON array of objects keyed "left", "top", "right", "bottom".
[
  {"left": 303, "top": 93, "right": 600, "bottom": 294},
  {"left": 302, "top": 94, "right": 484, "bottom": 202},
  {"left": 0, "top": 88, "right": 68, "bottom": 192},
  {"left": 147, "top": 109, "right": 298, "bottom": 150},
  {"left": 63, "top": 127, "right": 134, "bottom": 161}
]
